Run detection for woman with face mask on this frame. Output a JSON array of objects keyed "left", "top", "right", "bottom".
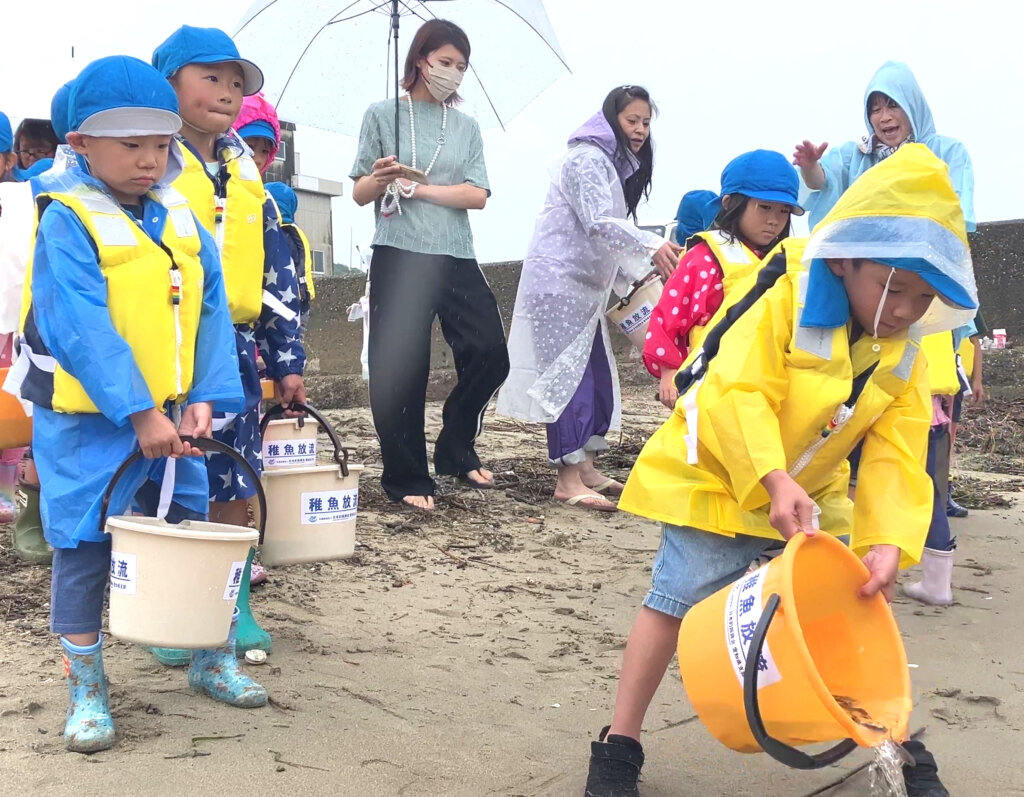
[{"left": 350, "top": 19, "right": 509, "bottom": 512}]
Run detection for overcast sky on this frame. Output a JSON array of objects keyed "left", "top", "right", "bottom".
[{"left": 1, "top": 0, "right": 1016, "bottom": 265}]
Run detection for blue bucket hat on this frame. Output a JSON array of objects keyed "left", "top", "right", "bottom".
[
  {"left": 152, "top": 26, "right": 264, "bottom": 96},
  {"left": 718, "top": 149, "right": 804, "bottom": 215},
  {"left": 236, "top": 120, "right": 276, "bottom": 143},
  {"left": 265, "top": 181, "right": 297, "bottom": 224},
  {"left": 0, "top": 112, "right": 12, "bottom": 152},
  {"left": 675, "top": 189, "right": 719, "bottom": 244},
  {"left": 69, "top": 56, "right": 181, "bottom": 137},
  {"left": 51, "top": 80, "right": 75, "bottom": 143}
]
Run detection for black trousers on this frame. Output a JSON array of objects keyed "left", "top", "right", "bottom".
[{"left": 368, "top": 246, "right": 510, "bottom": 500}]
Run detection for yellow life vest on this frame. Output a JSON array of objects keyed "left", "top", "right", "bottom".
[
  {"left": 920, "top": 332, "right": 961, "bottom": 396},
  {"left": 28, "top": 183, "right": 205, "bottom": 414},
  {"left": 289, "top": 222, "right": 316, "bottom": 301},
  {"left": 620, "top": 239, "right": 932, "bottom": 565},
  {"left": 173, "top": 142, "right": 265, "bottom": 324},
  {"left": 957, "top": 336, "right": 975, "bottom": 380},
  {"left": 684, "top": 230, "right": 763, "bottom": 349}
]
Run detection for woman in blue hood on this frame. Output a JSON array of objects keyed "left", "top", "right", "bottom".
[{"left": 795, "top": 61, "right": 975, "bottom": 232}]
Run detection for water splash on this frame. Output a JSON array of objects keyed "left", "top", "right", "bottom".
[{"left": 869, "top": 739, "right": 909, "bottom": 797}]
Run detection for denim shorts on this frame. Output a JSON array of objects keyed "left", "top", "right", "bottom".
[{"left": 644, "top": 524, "right": 776, "bottom": 619}]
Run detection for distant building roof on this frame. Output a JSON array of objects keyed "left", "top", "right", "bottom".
[{"left": 291, "top": 173, "right": 343, "bottom": 197}]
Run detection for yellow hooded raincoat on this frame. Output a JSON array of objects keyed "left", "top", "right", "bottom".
[{"left": 619, "top": 145, "right": 977, "bottom": 567}]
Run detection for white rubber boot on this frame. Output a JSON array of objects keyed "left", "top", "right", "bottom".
[{"left": 902, "top": 548, "right": 954, "bottom": 606}]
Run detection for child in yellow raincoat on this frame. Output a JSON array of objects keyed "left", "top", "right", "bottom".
[{"left": 584, "top": 144, "right": 976, "bottom": 797}]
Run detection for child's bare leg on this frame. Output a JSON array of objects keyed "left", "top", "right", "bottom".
[
  {"left": 209, "top": 498, "right": 248, "bottom": 526},
  {"left": 64, "top": 631, "right": 100, "bottom": 647},
  {"left": 607, "top": 606, "right": 682, "bottom": 741}
]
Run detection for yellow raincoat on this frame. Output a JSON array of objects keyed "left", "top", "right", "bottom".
[{"left": 620, "top": 145, "right": 976, "bottom": 566}]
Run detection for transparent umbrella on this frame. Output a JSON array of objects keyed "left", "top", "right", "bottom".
[{"left": 233, "top": 0, "right": 570, "bottom": 156}]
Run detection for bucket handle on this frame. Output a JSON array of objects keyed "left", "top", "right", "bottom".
[
  {"left": 743, "top": 593, "right": 858, "bottom": 770},
  {"left": 259, "top": 402, "right": 350, "bottom": 477},
  {"left": 613, "top": 269, "right": 660, "bottom": 311},
  {"left": 98, "top": 435, "right": 267, "bottom": 546}
]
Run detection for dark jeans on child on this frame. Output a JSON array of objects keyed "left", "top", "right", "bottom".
[{"left": 367, "top": 246, "right": 509, "bottom": 501}]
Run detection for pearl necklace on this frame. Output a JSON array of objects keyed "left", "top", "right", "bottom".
[{"left": 380, "top": 95, "right": 448, "bottom": 218}]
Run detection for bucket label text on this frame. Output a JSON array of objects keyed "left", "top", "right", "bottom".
[
  {"left": 724, "top": 566, "right": 782, "bottom": 690},
  {"left": 223, "top": 560, "right": 247, "bottom": 601},
  {"left": 109, "top": 551, "right": 138, "bottom": 596},
  {"left": 264, "top": 438, "right": 317, "bottom": 468},
  {"left": 618, "top": 301, "right": 654, "bottom": 336},
  {"left": 301, "top": 488, "right": 359, "bottom": 525}
]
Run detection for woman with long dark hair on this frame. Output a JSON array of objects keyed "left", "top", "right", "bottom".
[
  {"left": 497, "top": 85, "right": 679, "bottom": 512},
  {"left": 350, "top": 20, "right": 509, "bottom": 512}
]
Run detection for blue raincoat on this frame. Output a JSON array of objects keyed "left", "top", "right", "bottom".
[
  {"left": 28, "top": 164, "right": 243, "bottom": 548},
  {"left": 804, "top": 61, "right": 975, "bottom": 232}
]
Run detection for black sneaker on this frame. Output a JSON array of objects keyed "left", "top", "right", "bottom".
[
  {"left": 946, "top": 496, "right": 969, "bottom": 518},
  {"left": 584, "top": 726, "right": 644, "bottom": 797},
  {"left": 903, "top": 740, "right": 950, "bottom": 797}
]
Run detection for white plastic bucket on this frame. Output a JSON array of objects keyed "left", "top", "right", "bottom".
[
  {"left": 101, "top": 437, "right": 265, "bottom": 648},
  {"left": 260, "top": 463, "right": 364, "bottom": 566},
  {"left": 606, "top": 273, "right": 664, "bottom": 349},
  {"left": 262, "top": 416, "right": 319, "bottom": 470},
  {"left": 258, "top": 403, "right": 363, "bottom": 566}
]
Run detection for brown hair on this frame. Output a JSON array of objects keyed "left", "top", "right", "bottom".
[{"left": 401, "top": 19, "right": 471, "bottom": 105}]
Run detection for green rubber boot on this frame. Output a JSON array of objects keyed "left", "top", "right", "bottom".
[
  {"left": 234, "top": 548, "right": 271, "bottom": 655},
  {"left": 148, "top": 646, "right": 191, "bottom": 667},
  {"left": 12, "top": 482, "right": 53, "bottom": 565}
]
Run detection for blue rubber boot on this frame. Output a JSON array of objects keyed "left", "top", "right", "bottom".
[
  {"left": 188, "top": 609, "right": 268, "bottom": 708},
  {"left": 234, "top": 548, "right": 272, "bottom": 655},
  {"left": 60, "top": 635, "right": 116, "bottom": 753},
  {"left": 148, "top": 646, "right": 191, "bottom": 667}
]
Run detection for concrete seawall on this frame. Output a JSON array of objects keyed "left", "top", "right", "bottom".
[{"left": 302, "top": 221, "right": 1021, "bottom": 409}]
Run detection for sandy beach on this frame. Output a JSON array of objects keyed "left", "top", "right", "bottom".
[{"left": 2, "top": 386, "right": 1021, "bottom": 796}]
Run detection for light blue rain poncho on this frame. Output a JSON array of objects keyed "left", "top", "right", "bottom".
[{"left": 803, "top": 61, "right": 976, "bottom": 232}]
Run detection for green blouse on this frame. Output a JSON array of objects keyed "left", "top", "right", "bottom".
[{"left": 350, "top": 99, "right": 490, "bottom": 260}]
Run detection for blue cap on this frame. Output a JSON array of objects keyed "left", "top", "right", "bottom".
[
  {"left": 675, "top": 189, "right": 719, "bottom": 244},
  {"left": 719, "top": 149, "right": 804, "bottom": 215},
  {"left": 265, "top": 181, "right": 297, "bottom": 224},
  {"left": 872, "top": 257, "right": 978, "bottom": 311},
  {"left": 0, "top": 112, "right": 12, "bottom": 152},
  {"left": 152, "top": 26, "right": 264, "bottom": 96},
  {"left": 236, "top": 120, "right": 276, "bottom": 143},
  {"left": 69, "top": 56, "right": 181, "bottom": 137},
  {"left": 51, "top": 80, "right": 75, "bottom": 143}
]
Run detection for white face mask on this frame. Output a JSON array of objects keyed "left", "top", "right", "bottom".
[{"left": 422, "top": 59, "right": 464, "bottom": 102}]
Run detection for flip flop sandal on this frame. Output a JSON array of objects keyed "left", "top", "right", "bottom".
[
  {"left": 462, "top": 469, "right": 497, "bottom": 487},
  {"left": 396, "top": 496, "right": 435, "bottom": 513},
  {"left": 560, "top": 493, "right": 617, "bottom": 513},
  {"left": 588, "top": 478, "right": 624, "bottom": 496}
]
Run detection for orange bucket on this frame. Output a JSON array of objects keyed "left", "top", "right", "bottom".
[
  {"left": 678, "top": 532, "right": 911, "bottom": 769},
  {"left": 0, "top": 367, "right": 32, "bottom": 448}
]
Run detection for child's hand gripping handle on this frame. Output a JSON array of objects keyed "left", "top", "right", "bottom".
[{"left": 98, "top": 436, "right": 267, "bottom": 544}]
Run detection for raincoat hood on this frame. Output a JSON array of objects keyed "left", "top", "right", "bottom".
[
  {"left": 265, "top": 181, "right": 296, "bottom": 224},
  {"left": 862, "top": 61, "right": 936, "bottom": 143},
  {"left": 802, "top": 143, "right": 977, "bottom": 335},
  {"left": 568, "top": 111, "right": 639, "bottom": 183},
  {"left": 233, "top": 92, "right": 281, "bottom": 169}
]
